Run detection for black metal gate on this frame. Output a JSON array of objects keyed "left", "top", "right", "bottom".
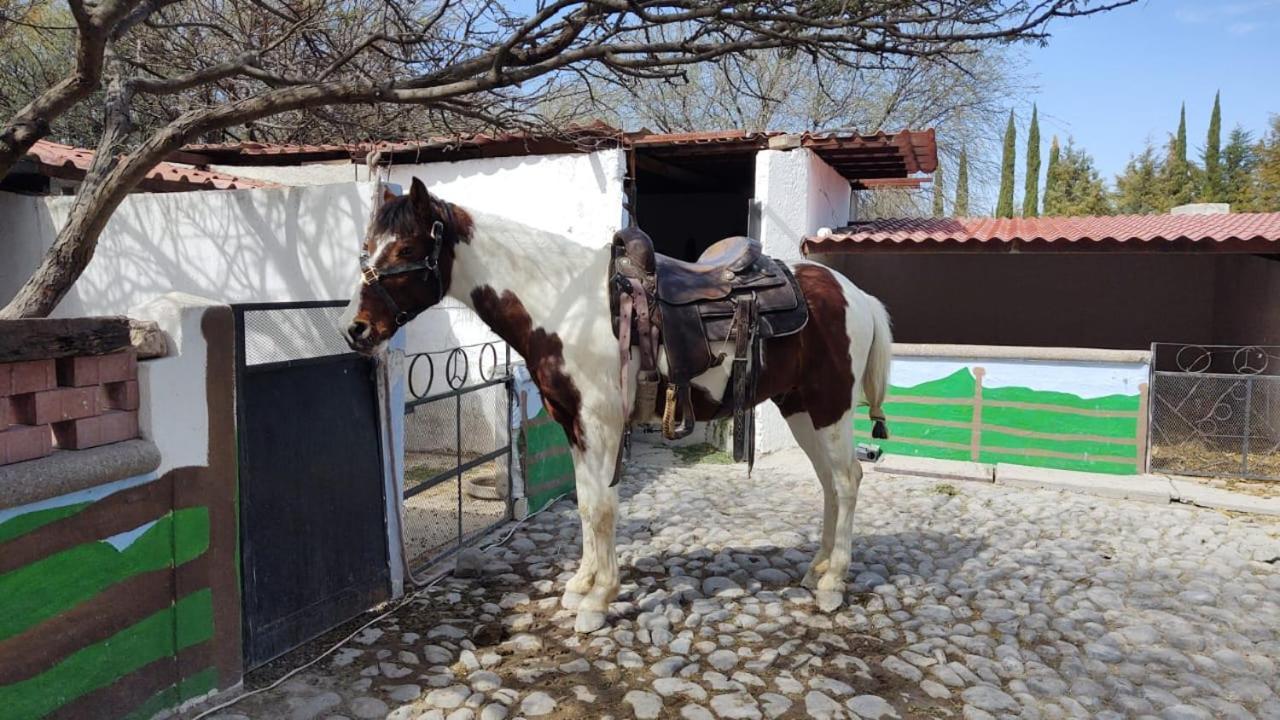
[
  {"left": 234, "top": 301, "right": 390, "bottom": 669},
  {"left": 401, "top": 341, "right": 514, "bottom": 577},
  {"left": 1150, "top": 343, "right": 1280, "bottom": 480}
]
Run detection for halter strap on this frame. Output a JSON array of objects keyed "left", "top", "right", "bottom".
[{"left": 360, "top": 202, "right": 454, "bottom": 326}]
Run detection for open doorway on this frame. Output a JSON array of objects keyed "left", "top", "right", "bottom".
[{"left": 629, "top": 147, "right": 756, "bottom": 262}]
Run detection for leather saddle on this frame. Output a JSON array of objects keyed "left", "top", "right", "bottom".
[{"left": 609, "top": 227, "right": 809, "bottom": 472}]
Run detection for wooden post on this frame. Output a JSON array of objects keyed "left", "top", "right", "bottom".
[
  {"left": 1136, "top": 382, "right": 1150, "bottom": 473},
  {"left": 971, "top": 366, "right": 985, "bottom": 462}
]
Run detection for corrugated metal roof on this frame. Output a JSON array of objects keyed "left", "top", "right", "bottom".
[
  {"left": 26, "top": 140, "right": 277, "bottom": 192},
  {"left": 802, "top": 213, "right": 1280, "bottom": 254}
]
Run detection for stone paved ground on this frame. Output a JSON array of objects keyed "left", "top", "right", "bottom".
[{"left": 206, "top": 449, "right": 1280, "bottom": 720}]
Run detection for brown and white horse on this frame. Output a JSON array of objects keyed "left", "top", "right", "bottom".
[{"left": 343, "top": 178, "right": 893, "bottom": 633}]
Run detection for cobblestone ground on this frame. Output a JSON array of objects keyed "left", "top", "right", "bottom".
[{"left": 210, "top": 449, "right": 1280, "bottom": 720}]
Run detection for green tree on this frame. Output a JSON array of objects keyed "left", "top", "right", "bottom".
[
  {"left": 1223, "top": 126, "right": 1258, "bottom": 208},
  {"left": 1042, "top": 139, "right": 1111, "bottom": 216},
  {"left": 1113, "top": 143, "right": 1166, "bottom": 214},
  {"left": 1161, "top": 103, "right": 1196, "bottom": 206},
  {"left": 1201, "top": 92, "right": 1224, "bottom": 202},
  {"left": 932, "top": 165, "right": 945, "bottom": 217},
  {"left": 1023, "top": 104, "right": 1041, "bottom": 216},
  {"left": 1043, "top": 136, "right": 1061, "bottom": 213},
  {"left": 955, "top": 148, "right": 971, "bottom": 216},
  {"left": 1244, "top": 115, "right": 1280, "bottom": 211},
  {"left": 996, "top": 109, "right": 1017, "bottom": 217}
]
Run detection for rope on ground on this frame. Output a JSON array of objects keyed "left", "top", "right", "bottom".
[{"left": 188, "top": 493, "right": 570, "bottom": 720}]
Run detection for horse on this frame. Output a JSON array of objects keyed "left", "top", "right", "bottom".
[{"left": 342, "top": 177, "right": 893, "bottom": 633}]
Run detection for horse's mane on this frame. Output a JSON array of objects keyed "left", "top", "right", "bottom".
[{"left": 372, "top": 196, "right": 418, "bottom": 238}]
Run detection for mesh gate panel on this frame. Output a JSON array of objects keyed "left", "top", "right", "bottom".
[
  {"left": 242, "top": 305, "right": 352, "bottom": 365},
  {"left": 1150, "top": 372, "right": 1280, "bottom": 480}
]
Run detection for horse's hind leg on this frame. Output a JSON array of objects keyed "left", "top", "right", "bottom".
[
  {"left": 782, "top": 411, "right": 836, "bottom": 590},
  {"left": 813, "top": 407, "right": 864, "bottom": 613}
]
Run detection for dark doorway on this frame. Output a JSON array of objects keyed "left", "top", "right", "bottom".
[
  {"left": 632, "top": 148, "right": 755, "bottom": 261},
  {"left": 234, "top": 301, "right": 390, "bottom": 670}
]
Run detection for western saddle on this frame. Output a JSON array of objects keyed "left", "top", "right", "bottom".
[{"left": 609, "top": 227, "right": 809, "bottom": 474}]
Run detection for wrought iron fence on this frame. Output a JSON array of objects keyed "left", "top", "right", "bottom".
[
  {"left": 401, "top": 341, "right": 514, "bottom": 578},
  {"left": 1149, "top": 343, "right": 1280, "bottom": 480}
]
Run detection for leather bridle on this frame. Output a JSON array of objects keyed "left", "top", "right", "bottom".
[{"left": 359, "top": 204, "right": 453, "bottom": 327}]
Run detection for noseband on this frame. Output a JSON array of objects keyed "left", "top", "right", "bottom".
[{"left": 359, "top": 204, "right": 454, "bottom": 327}]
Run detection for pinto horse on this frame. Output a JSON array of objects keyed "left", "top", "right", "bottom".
[{"left": 343, "top": 178, "right": 893, "bottom": 633}]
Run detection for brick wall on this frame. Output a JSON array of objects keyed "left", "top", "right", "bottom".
[{"left": 0, "top": 350, "right": 139, "bottom": 465}]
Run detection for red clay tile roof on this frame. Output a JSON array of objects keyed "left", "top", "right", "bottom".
[
  {"left": 802, "top": 213, "right": 1280, "bottom": 254},
  {"left": 176, "top": 124, "right": 937, "bottom": 180},
  {"left": 26, "top": 140, "right": 277, "bottom": 192}
]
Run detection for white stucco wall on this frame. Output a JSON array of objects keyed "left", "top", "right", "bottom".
[
  {"left": 210, "top": 162, "right": 369, "bottom": 187},
  {"left": 753, "top": 148, "right": 852, "bottom": 455},
  {"left": 0, "top": 183, "right": 376, "bottom": 316},
  {"left": 0, "top": 192, "right": 61, "bottom": 306}
]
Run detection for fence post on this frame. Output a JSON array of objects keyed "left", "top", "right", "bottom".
[
  {"left": 1243, "top": 376, "right": 1253, "bottom": 477},
  {"left": 971, "top": 366, "right": 985, "bottom": 462},
  {"left": 1136, "top": 382, "right": 1149, "bottom": 473}
]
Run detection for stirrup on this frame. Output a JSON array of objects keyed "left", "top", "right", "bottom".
[{"left": 662, "top": 385, "right": 695, "bottom": 440}]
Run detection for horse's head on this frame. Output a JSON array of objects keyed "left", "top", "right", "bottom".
[{"left": 343, "top": 177, "right": 467, "bottom": 354}]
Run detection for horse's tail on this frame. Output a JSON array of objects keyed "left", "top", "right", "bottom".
[{"left": 863, "top": 295, "right": 893, "bottom": 440}]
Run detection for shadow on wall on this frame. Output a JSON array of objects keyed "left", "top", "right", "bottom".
[
  {"left": 0, "top": 184, "right": 375, "bottom": 318},
  {"left": 0, "top": 192, "right": 61, "bottom": 306}
]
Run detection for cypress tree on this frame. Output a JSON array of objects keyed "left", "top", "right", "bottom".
[
  {"left": 1023, "top": 104, "right": 1041, "bottom": 217},
  {"left": 1162, "top": 103, "right": 1195, "bottom": 206},
  {"left": 1043, "top": 136, "right": 1061, "bottom": 213},
  {"left": 996, "top": 109, "right": 1017, "bottom": 217},
  {"left": 1203, "top": 91, "right": 1223, "bottom": 202},
  {"left": 1176, "top": 102, "right": 1188, "bottom": 166},
  {"left": 955, "top": 149, "right": 970, "bottom": 216},
  {"left": 932, "top": 164, "right": 945, "bottom": 217}
]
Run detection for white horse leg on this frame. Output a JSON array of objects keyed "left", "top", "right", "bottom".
[
  {"left": 561, "top": 514, "right": 596, "bottom": 610},
  {"left": 814, "top": 408, "right": 863, "bottom": 612},
  {"left": 569, "top": 427, "right": 622, "bottom": 633},
  {"left": 783, "top": 411, "right": 836, "bottom": 589}
]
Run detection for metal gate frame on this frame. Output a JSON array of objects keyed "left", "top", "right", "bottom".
[
  {"left": 401, "top": 340, "right": 515, "bottom": 577},
  {"left": 233, "top": 300, "right": 395, "bottom": 669},
  {"left": 1148, "top": 343, "right": 1280, "bottom": 480}
]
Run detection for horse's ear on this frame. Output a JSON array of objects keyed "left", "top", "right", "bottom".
[
  {"left": 409, "top": 177, "right": 430, "bottom": 214},
  {"left": 381, "top": 186, "right": 396, "bottom": 204}
]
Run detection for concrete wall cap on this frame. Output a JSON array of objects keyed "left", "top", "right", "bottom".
[
  {"left": 0, "top": 439, "right": 162, "bottom": 511},
  {"left": 892, "top": 343, "right": 1150, "bottom": 364}
]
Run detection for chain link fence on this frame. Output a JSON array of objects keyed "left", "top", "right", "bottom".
[{"left": 1149, "top": 344, "right": 1280, "bottom": 481}]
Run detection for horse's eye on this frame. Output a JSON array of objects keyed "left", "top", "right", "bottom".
[{"left": 396, "top": 247, "right": 416, "bottom": 259}]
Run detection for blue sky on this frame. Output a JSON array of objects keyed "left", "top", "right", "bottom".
[{"left": 1025, "top": 0, "right": 1280, "bottom": 184}]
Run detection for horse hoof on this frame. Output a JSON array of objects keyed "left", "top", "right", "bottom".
[
  {"left": 574, "top": 609, "right": 607, "bottom": 633},
  {"left": 816, "top": 589, "right": 844, "bottom": 613},
  {"left": 561, "top": 591, "right": 584, "bottom": 610},
  {"left": 800, "top": 573, "right": 820, "bottom": 591}
]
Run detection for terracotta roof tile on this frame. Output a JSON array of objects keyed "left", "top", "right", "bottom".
[
  {"left": 26, "top": 140, "right": 276, "bottom": 191},
  {"left": 803, "top": 213, "right": 1280, "bottom": 254}
]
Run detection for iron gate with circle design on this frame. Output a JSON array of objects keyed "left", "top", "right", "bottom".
[
  {"left": 400, "top": 340, "right": 514, "bottom": 577},
  {"left": 1149, "top": 343, "right": 1280, "bottom": 480}
]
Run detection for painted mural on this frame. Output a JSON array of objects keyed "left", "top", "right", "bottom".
[
  {"left": 0, "top": 471, "right": 240, "bottom": 720},
  {"left": 0, "top": 307, "right": 241, "bottom": 720},
  {"left": 855, "top": 357, "right": 1149, "bottom": 475},
  {"left": 514, "top": 374, "right": 575, "bottom": 513}
]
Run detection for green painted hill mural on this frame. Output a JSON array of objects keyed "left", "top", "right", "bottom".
[{"left": 855, "top": 365, "right": 1146, "bottom": 475}]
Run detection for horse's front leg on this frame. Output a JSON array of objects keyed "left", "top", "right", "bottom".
[{"left": 565, "top": 422, "right": 622, "bottom": 633}]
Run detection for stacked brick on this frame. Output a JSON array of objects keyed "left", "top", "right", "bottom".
[{"left": 0, "top": 350, "right": 139, "bottom": 466}]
